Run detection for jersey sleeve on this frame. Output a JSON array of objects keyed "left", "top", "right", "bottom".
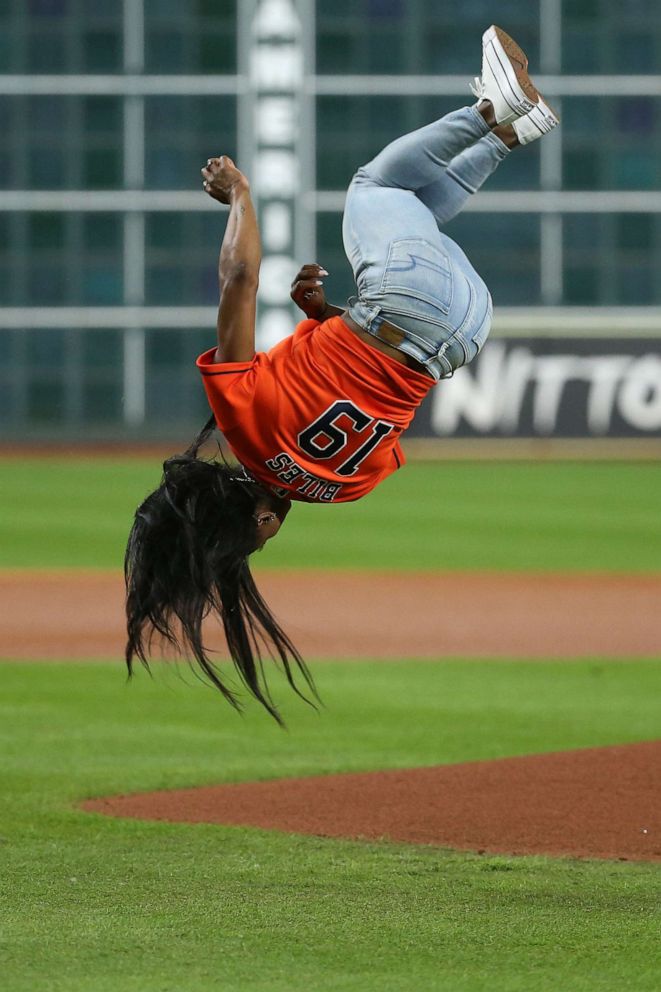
[
  {"left": 293, "top": 318, "right": 320, "bottom": 335},
  {"left": 196, "top": 347, "right": 259, "bottom": 432}
]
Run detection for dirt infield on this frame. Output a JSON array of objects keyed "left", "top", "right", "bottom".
[
  {"left": 83, "top": 741, "right": 661, "bottom": 862},
  {"left": 7, "top": 568, "right": 660, "bottom": 862},
  {"left": 3, "top": 568, "right": 661, "bottom": 660}
]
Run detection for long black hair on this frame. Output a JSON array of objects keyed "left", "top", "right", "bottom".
[{"left": 125, "top": 417, "right": 316, "bottom": 724}]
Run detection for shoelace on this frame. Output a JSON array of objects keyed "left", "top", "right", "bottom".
[{"left": 469, "top": 76, "right": 485, "bottom": 100}]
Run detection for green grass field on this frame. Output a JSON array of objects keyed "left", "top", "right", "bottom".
[
  {"left": 1, "top": 458, "right": 660, "bottom": 992},
  {"left": 1, "top": 457, "right": 660, "bottom": 571}
]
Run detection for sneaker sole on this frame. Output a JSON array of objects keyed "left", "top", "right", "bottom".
[{"left": 484, "top": 24, "right": 540, "bottom": 113}]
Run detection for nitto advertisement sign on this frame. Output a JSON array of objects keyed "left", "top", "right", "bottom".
[{"left": 409, "top": 338, "right": 661, "bottom": 438}]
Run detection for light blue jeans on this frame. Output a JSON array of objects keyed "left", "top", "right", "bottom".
[{"left": 343, "top": 105, "right": 509, "bottom": 380}]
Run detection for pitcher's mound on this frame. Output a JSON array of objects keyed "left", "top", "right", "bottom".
[{"left": 82, "top": 740, "right": 661, "bottom": 862}]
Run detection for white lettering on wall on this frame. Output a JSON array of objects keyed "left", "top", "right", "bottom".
[
  {"left": 262, "top": 203, "right": 292, "bottom": 251},
  {"left": 584, "top": 356, "right": 632, "bottom": 433},
  {"left": 533, "top": 356, "right": 579, "bottom": 433},
  {"left": 432, "top": 342, "right": 661, "bottom": 436},
  {"left": 253, "top": 150, "right": 299, "bottom": 196},
  {"left": 433, "top": 344, "right": 505, "bottom": 433},
  {"left": 255, "top": 97, "right": 298, "bottom": 144},
  {"left": 252, "top": 0, "right": 301, "bottom": 39},
  {"left": 247, "top": 0, "right": 307, "bottom": 351},
  {"left": 499, "top": 347, "right": 536, "bottom": 432},
  {"left": 618, "top": 355, "right": 661, "bottom": 430},
  {"left": 251, "top": 46, "right": 304, "bottom": 89},
  {"left": 259, "top": 256, "right": 297, "bottom": 304}
]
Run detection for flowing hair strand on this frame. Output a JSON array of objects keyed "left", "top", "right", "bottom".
[{"left": 124, "top": 420, "right": 316, "bottom": 725}]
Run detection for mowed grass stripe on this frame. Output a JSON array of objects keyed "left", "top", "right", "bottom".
[
  {"left": 2, "top": 458, "right": 660, "bottom": 572},
  {"left": 1, "top": 659, "right": 661, "bottom": 992}
]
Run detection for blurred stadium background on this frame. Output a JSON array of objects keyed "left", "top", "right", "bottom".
[{"left": 1, "top": 0, "right": 660, "bottom": 450}]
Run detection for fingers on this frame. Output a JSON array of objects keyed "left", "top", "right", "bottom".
[
  {"left": 202, "top": 155, "right": 235, "bottom": 172},
  {"left": 294, "top": 263, "right": 328, "bottom": 279},
  {"left": 200, "top": 156, "right": 245, "bottom": 201},
  {"left": 200, "top": 166, "right": 212, "bottom": 194},
  {"left": 291, "top": 278, "right": 324, "bottom": 299},
  {"left": 291, "top": 265, "right": 329, "bottom": 314},
  {"left": 291, "top": 265, "right": 328, "bottom": 290}
]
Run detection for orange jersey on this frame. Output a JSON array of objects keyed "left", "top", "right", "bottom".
[{"left": 197, "top": 315, "right": 434, "bottom": 503}]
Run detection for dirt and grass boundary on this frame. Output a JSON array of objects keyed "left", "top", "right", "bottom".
[{"left": 4, "top": 568, "right": 660, "bottom": 862}]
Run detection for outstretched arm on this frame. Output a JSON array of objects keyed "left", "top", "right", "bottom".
[{"left": 202, "top": 156, "right": 260, "bottom": 364}]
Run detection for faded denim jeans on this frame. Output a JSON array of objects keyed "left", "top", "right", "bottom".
[{"left": 343, "top": 105, "right": 508, "bottom": 380}]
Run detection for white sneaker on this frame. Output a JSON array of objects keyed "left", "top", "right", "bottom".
[
  {"left": 470, "top": 25, "right": 539, "bottom": 126},
  {"left": 512, "top": 97, "right": 560, "bottom": 145}
]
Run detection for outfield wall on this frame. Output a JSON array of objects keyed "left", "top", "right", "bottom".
[
  {"left": 2, "top": 309, "right": 658, "bottom": 448},
  {"left": 408, "top": 310, "right": 661, "bottom": 442},
  {"left": 1, "top": 2, "right": 660, "bottom": 449}
]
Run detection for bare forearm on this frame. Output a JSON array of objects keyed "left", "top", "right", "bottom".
[
  {"left": 201, "top": 156, "right": 259, "bottom": 362},
  {"left": 219, "top": 186, "right": 261, "bottom": 285}
]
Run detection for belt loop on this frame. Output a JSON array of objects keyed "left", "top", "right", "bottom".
[
  {"left": 364, "top": 305, "right": 381, "bottom": 332},
  {"left": 432, "top": 344, "right": 454, "bottom": 379}
]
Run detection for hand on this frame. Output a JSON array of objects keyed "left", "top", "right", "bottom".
[
  {"left": 201, "top": 156, "right": 249, "bottom": 204},
  {"left": 290, "top": 263, "right": 330, "bottom": 320}
]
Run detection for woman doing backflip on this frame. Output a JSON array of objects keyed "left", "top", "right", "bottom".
[{"left": 125, "top": 26, "right": 559, "bottom": 721}]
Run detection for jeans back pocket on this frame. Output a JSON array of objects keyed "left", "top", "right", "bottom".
[{"left": 380, "top": 238, "right": 453, "bottom": 315}]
